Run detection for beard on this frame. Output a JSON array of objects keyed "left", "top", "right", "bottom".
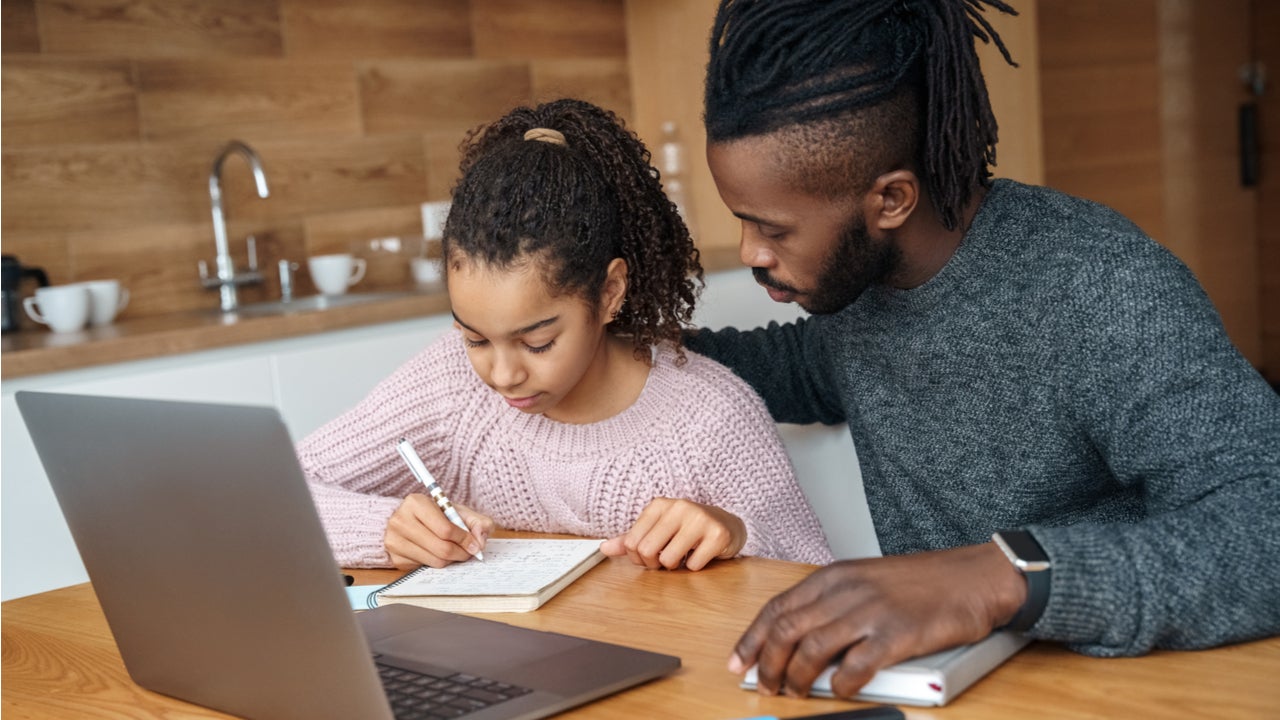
[{"left": 753, "top": 213, "right": 902, "bottom": 315}]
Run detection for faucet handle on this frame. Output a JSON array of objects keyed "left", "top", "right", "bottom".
[
  {"left": 278, "top": 259, "right": 299, "bottom": 302},
  {"left": 197, "top": 259, "right": 219, "bottom": 288},
  {"left": 246, "top": 235, "right": 259, "bottom": 272}
]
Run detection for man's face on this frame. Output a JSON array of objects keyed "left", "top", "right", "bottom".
[{"left": 707, "top": 136, "right": 901, "bottom": 314}]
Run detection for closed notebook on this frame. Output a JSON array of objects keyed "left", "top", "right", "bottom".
[
  {"left": 741, "top": 631, "right": 1030, "bottom": 707},
  {"left": 367, "top": 538, "right": 606, "bottom": 613}
]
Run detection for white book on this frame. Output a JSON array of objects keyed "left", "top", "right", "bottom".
[
  {"left": 368, "top": 538, "right": 605, "bottom": 613},
  {"left": 741, "top": 631, "right": 1030, "bottom": 706}
]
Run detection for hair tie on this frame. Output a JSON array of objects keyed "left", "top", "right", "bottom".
[{"left": 523, "top": 127, "right": 567, "bottom": 146}]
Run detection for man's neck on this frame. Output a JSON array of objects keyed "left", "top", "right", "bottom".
[{"left": 889, "top": 186, "right": 988, "bottom": 289}]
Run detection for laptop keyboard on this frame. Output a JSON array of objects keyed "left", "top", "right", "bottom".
[{"left": 378, "top": 663, "right": 533, "bottom": 719}]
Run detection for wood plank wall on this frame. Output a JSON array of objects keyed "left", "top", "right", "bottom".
[
  {"left": 1257, "top": 1, "right": 1280, "bottom": 384},
  {"left": 1038, "top": 0, "right": 1268, "bottom": 372},
  {"left": 1, "top": 0, "right": 632, "bottom": 320}
]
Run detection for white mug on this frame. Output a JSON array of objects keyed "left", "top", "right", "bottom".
[
  {"left": 75, "top": 279, "right": 130, "bottom": 326},
  {"left": 23, "top": 285, "right": 91, "bottom": 333},
  {"left": 420, "top": 201, "right": 451, "bottom": 241},
  {"left": 410, "top": 257, "right": 442, "bottom": 286},
  {"left": 308, "top": 253, "right": 367, "bottom": 296}
]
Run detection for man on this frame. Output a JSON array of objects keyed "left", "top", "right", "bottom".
[{"left": 686, "top": 0, "right": 1280, "bottom": 700}]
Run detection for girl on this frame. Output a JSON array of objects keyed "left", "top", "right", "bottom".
[{"left": 298, "top": 99, "right": 832, "bottom": 571}]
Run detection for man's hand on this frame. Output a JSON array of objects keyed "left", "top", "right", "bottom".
[
  {"left": 600, "top": 497, "right": 747, "bottom": 571},
  {"left": 384, "top": 495, "right": 495, "bottom": 569},
  {"left": 728, "top": 542, "right": 1026, "bottom": 698}
]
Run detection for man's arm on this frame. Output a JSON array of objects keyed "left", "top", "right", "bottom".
[
  {"left": 1027, "top": 241, "right": 1280, "bottom": 654},
  {"left": 685, "top": 318, "right": 847, "bottom": 425}
]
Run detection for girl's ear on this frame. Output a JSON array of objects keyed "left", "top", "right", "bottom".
[{"left": 601, "top": 258, "right": 629, "bottom": 323}]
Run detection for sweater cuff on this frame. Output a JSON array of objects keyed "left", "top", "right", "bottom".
[
  {"left": 1025, "top": 523, "right": 1140, "bottom": 654},
  {"left": 323, "top": 495, "right": 401, "bottom": 568}
]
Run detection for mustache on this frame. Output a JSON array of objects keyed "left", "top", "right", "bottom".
[{"left": 752, "top": 267, "right": 799, "bottom": 294}]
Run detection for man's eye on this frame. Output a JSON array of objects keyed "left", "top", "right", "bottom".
[{"left": 757, "top": 223, "right": 786, "bottom": 240}]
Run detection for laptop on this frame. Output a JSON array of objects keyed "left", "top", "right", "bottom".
[{"left": 15, "top": 391, "right": 679, "bottom": 720}]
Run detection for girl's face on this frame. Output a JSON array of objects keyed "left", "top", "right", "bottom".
[{"left": 447, "top": 257, "right": 624, "bottom": 421}]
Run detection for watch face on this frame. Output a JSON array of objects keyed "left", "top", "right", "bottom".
[{"left": 997, "top": 530, "right": 1050, "bottom": 572}]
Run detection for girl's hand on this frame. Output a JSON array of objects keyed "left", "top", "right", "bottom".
[
  {"left": 600, "top": 497, "right": 747, "bottom": 571},
  {"left": 384, "top": 496, "right": 495, "bottom": 570}
]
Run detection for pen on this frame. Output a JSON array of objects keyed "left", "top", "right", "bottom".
[{"left": 395, "top": 438, "right": 484, "bottom": 561}]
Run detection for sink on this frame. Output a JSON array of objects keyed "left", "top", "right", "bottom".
[{"left": 225, "top": 292, "right": 414, "bottom": 318}]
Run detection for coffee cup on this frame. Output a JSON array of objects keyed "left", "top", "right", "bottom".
[
  {"left": 411, "top": 257, "right": 442, "bottom": 286},
  {"left": 75, "top": 279, "right": 130, "bottom": 326},
  {"left": 23, "top": 284, "right": 91, "bottom": 333},
  {"left": 308, "top": 253, "right": 367, "bottom": 296},
  {"left": 420, "top": 201, "right": 451, "bottom": 241}
]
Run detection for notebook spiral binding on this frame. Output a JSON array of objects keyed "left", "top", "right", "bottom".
[{"left": 368, "top": 566, "right": 434, "bottom": 609}]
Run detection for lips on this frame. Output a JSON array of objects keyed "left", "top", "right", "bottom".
[
  {"left": 503, "top": 393, "right": 542, "bottom": 410},
  {"left": 764, "top": 285, "right": 796, "bottom": 303}
]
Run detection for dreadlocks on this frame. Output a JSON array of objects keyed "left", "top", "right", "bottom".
[{"left": 704, "top": 0, "right": 1018, "bottom": 231}]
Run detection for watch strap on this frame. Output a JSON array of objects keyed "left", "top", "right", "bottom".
[{"left": 993, "top": 530, "right": 1050, "bottom": 633}]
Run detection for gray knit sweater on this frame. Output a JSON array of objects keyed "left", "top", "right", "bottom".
[{"left": 686, "top": 179, "right": 1280, "bottom": 657}]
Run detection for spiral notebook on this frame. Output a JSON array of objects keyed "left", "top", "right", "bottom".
[{"left": 366, "top": 538, "right": 606, "bottom": 613}]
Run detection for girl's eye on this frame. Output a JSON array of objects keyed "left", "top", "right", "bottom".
[
  {"left": 526, "top": 340, "right": 555, "bottom": 354},
  {"left": 462, "top": 336, "right": 488, "bottom": 349}
]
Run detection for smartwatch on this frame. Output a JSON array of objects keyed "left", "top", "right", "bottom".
[{"left": 991, "top": 529, "right": 1051, "bottom": 632}]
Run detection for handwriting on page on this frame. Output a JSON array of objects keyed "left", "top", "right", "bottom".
[{"left": 381, "top": 539, "right": 603, "bottom": 597}]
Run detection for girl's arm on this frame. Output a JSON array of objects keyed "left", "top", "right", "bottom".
[{"left": 296, "top": 333, "right": 471, "bottom": 567}]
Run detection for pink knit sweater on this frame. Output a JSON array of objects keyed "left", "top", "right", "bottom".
[{"left": 297, "top": 331, "right": 834, "bottom": 567}]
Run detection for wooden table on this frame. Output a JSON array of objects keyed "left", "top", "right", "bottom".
[{"left": 4, "top": 556, "right": 1278, "bottom": 719}]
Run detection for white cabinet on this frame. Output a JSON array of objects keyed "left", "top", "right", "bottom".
[
  {"left": 272, "top": 315, "right": 453, "bottom": 440},
  {"left": 1, "top": 315, "right": 449, "bottom": 600}
]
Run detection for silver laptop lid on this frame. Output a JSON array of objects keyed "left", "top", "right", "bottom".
[{"left": 16, "top": 391, "right": 393, "bottom": 720}]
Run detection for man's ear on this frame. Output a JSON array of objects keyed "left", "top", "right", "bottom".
[
  {"left": 863, "top": 170, "right": 920, "bottom": 232},
  {"left": 601, "top": 258, "right": 629, "bottom": 322}
]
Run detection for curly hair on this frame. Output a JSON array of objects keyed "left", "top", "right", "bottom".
[
  {"left": 705, "top": 0, "right": 1017, "bottom": 231},
  {"left": 444, "top": 98, "right": 703, "bottom": 363}
]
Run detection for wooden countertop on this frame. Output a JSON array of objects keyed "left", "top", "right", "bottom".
[
  {"left": 0, "top": 247, "right": 745, "bottom": 381},
  {"left": 1, "top": 288, "right": 453, "bottom": 380}
]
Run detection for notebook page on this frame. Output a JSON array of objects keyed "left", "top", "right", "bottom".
[{"left": 378, "top": 539, "right": 604, "bottom": 597}]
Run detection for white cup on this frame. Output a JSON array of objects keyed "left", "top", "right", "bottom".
[
  {"left": 308, "top": 254, "right": 367, "bottom": 296},
  {"left": 420, "top": 201, "right": 451, "bottom": 241},
  {"left": 410, "top": 257, "right": 442, "bottom": 286},
  {"left": 23, "top": 285, "right": 91, "bottom": 333},
  {"left": 74, "top": 279, "right": 130, "bottom": 326}
]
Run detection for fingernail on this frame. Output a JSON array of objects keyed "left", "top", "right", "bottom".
[
  {"left": 727, "top": 654, "right": 744, "bottom": 674},
  {"left": 468, "top": 542, "right": 481, "bottom": 555}
]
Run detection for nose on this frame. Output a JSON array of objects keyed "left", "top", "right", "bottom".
[
  {"left": 739, "top": 226, "right": 773, "bottom": 269},
  {"left": 488, "top": 348, "right": 527, "bottom": 391}
]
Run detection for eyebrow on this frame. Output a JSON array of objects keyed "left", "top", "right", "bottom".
[
  {"left": 732, "top": 210, "right": 781, "bottom": 227},
  {"left": 452, "top": 312, "right": 560, "bottom": 338}
]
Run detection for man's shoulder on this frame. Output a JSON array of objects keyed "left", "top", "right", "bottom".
[{"left": 987, "top": 179, "right": 1192, "bottom": 284}]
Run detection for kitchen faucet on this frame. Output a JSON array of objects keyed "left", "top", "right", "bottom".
[{"left": 198, "top": 140, "right": 270, "bottom": 312}]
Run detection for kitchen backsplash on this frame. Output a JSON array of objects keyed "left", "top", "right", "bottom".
[{"left": 1, "top": 0, "right": 633, "bottom": 319}]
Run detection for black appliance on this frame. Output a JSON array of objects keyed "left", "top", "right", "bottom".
[{"left": 2, "top": 254, "right": 50, "bottom": 334}]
